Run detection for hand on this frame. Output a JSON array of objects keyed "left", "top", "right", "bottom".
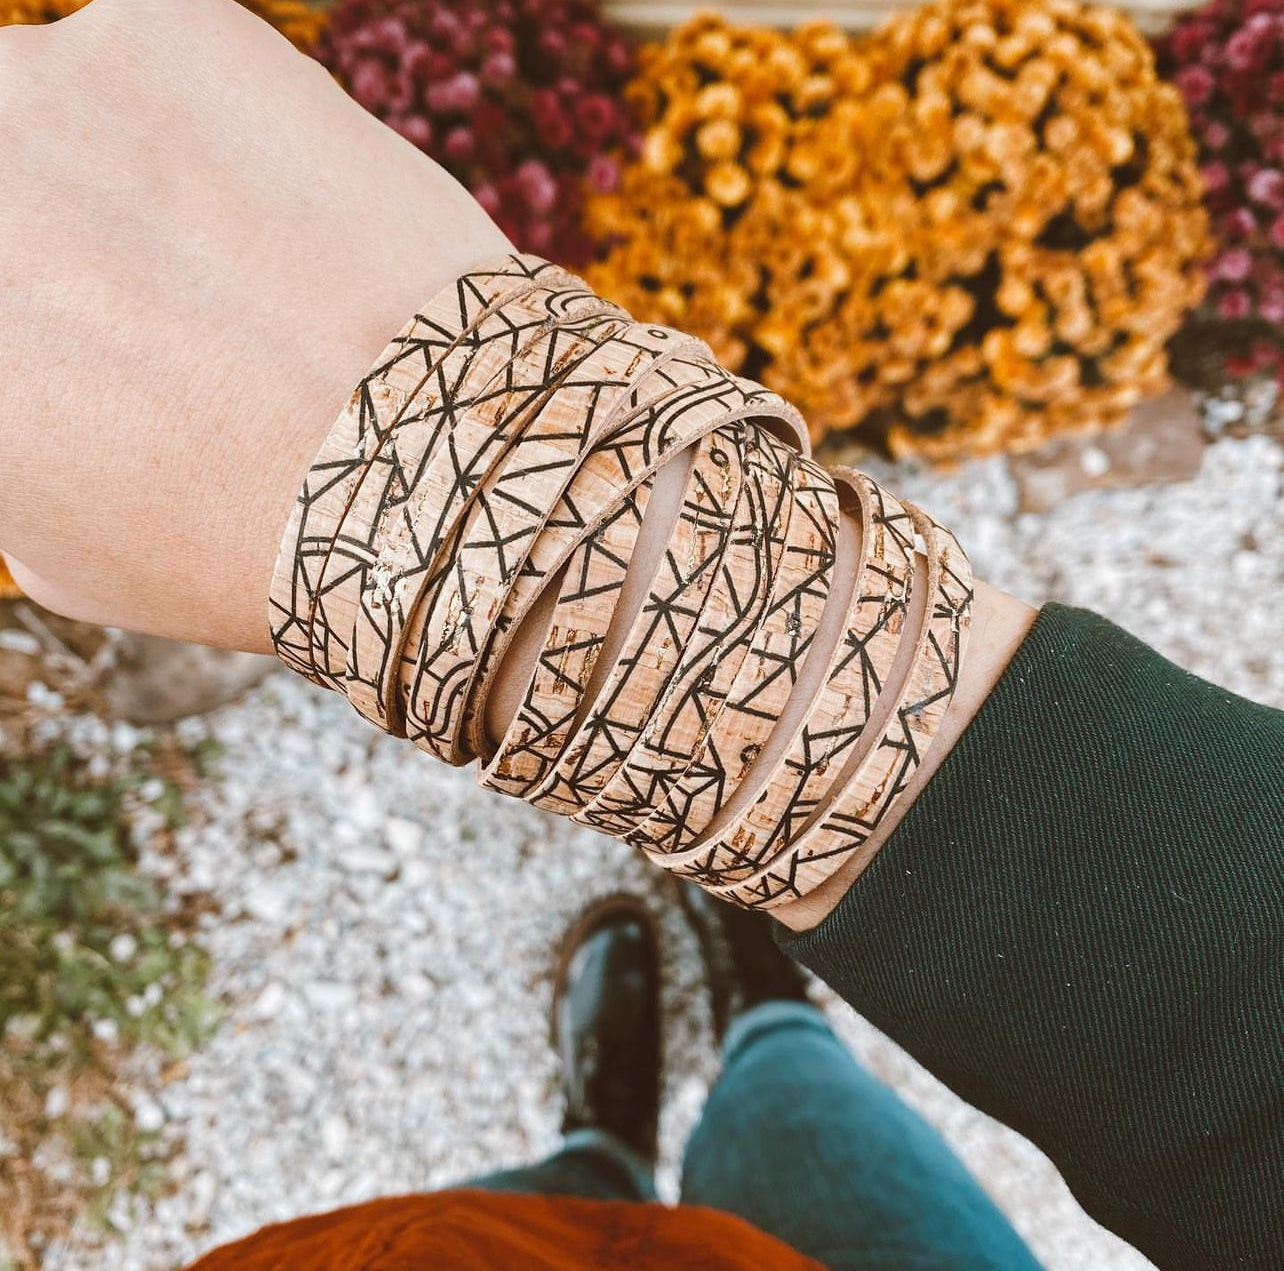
[{"left": 0, "top": 0, "right": 510, "bottom": 649}]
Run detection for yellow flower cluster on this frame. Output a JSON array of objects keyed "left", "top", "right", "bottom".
[
  {"left": 239, "top": 0, "right": 327, "bottom": 50},
  {"left": 586, "top": 1, "right": 1211, "bottom": 460},
  {"left": 0, "top": 0, "right": 326, "bottom": 50},
  {"left": 0, "top": 0, "right": 78, "bottom": 20}
]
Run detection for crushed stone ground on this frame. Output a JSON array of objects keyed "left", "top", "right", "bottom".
[{"left": 43, "top": 435, "right": 1283, "bottom": 1271}]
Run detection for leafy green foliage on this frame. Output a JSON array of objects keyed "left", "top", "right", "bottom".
[
  {"left": 70, "top": 1103, "right": 171, "bottom": 1231},
  {"left": 0, "top": 746, "right": 215, "bottom": 1067},
  {"left": 186, "top": 734, "right": 227, "bottom": 781},
  {"left": 0, "top": 743, "right": 219, "bottom": 1261}
]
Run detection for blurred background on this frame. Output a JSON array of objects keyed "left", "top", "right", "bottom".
[{"left": 1, "top": 0, "right": 1280, "bottom": 1268}]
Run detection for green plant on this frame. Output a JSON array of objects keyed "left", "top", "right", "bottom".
[
  {"left": 0, "top": 744, "right": 218, "bottom": 1265},
  {"left": 70, "top": 1102, "right": 171, "bottom": 1232},
  {"left": 0, "top": 746, "right": 214, "bottom": 1064}
]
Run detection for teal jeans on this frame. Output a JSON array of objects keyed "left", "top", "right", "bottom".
[{"left": 471, "top": 1002, "right": 1045, "bottom": 1270}]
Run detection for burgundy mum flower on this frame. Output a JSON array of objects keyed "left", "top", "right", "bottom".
[
  {"left": 1218, "top": 288, "right": 1254, "bottom": 318},
  {"left": 1177, "top": 64, "right": 1216, "bottom": 105},
  {"left": 1158, "top": 0, "right": 1284, "bottom": 389},
  {"left": 317, "top": 0, "right": 641, "bottom": 266},
  {"left": 1247, "top": 166, "right": 1284, "bottom": 208},
  {"left": 1215, "top": 245, "right": 1255, "bottom": 280}
]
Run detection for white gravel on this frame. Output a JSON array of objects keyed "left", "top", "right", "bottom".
[{"left": 42, "top": 433, "right": 1284, "bottom": 1271}]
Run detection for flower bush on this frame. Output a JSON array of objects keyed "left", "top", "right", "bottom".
[
  {"left": 0, "top": 0, "right": 86, "bottom": 19},
  {"left": 242, "top": 0, "right": 329, "bottom": 50},
  {"left": 317, "top": 0, "right": 639, "bottom": 266},
  {"left": 587, "top": 2, "right": 1211, "bottom": 460},
  {"left": 0, "top": 0, "right": 328, "bottom": 47},
  {"left": 1157, "top": 0, "right": 1284, "bottom": 395}
]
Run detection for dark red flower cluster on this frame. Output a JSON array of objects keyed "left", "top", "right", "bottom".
[
  {"left": 1157, "top": 0, "right": 1284, "bottom": 387},
  {"left": 317, "top": 0, "right": 639, "bottom": 265}
]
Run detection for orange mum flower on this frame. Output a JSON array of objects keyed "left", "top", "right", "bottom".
[
  {"left": 587, "top": 1, "right": 1210, "bottom": 461},
  {"left": 0, "top": 0, "right": 326, "bottom": 49},
  {"left": 0, "top": 0, "right": 88, "bottom": 21}
]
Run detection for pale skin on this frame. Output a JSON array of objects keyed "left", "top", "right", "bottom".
[{"left": 0, "top": 0, "right": 1035, "bottom": 929}]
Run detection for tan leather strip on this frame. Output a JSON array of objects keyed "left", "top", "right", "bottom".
[
  {"left": 414, "top": 324, "right": 714, "bottom": 764},
  {"left": 706, "top": 504, "right": 973, "bottom": 907},
  {"left": 475, "top": 351, "right": 808, "bottom": 759},
  {"left": 646, "top": 469, "right": 916, "bottom": 881},
  {"left": 527, "top": 425, "right": 749, "bottom": 815},
  {"left": 478, "top": 368, "right": 805, "bottom": 800},
  {"left": 575, "top": 423, "right": 795, "bottom": 835},
  {"left": 342, "top": 293, "right": 627, "bottom": 731},
  {"left": 268, "top": 254, "right": 568, "bottom": 686},
  {"left": 624, "top": 443, "right": 835, "bottom": 856},
  {"left": 462, "top": 333, "right": 709, "bottom": 761},
  {"left": 488, "top": 476, "right": 659, "bottom": 795},
  {"left": 270, "top": 258, "right": 971, "bottom": 911},
  {"left": 336, "top": 282, "right": 616, "bottom": 714}
]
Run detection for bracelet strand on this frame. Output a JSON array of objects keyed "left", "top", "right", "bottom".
[{"left": 270, "top": 254, "right": 973, "bottom": 910}]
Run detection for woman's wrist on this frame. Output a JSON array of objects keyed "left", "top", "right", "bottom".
[
  {"left": 2, "top": 0, "right": 1036, "bottom": 928},
  {"left": 478, "top": 556, "right": 1034, "bottom": 932},
  {"left": 210, "top": 226, "right": 516, "bottom": 657}
]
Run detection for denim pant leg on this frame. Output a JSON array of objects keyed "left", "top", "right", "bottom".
[
  {"left": 465, "top": 1128, "right": 657, "bottom": 1203},
  {"left": 681, "top": 1002, "right": 1045, "bottom": 1271}
]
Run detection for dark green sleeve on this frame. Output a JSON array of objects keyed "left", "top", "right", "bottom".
[{"left": 782, "top": 604, "right": 1284, "bottom": 1271}]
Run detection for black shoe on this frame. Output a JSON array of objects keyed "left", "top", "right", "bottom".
[
  {"left": 553, "top": 894, "right": 661, "bottom": 1163},
  {"left": 676, "top": 881, "right": 811, "bottom": 1042}
]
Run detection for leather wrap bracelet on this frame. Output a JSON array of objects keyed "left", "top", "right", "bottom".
[{"left": 270, "top": 254, "right": 973, "bottom": 910}]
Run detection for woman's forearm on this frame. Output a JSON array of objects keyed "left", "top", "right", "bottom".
[{"left": 0, "top": 0, "right": 510, "bottom": 646}]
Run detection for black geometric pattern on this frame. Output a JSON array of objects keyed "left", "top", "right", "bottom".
[
  {"left": 350, "top": 294, "right": 629, "bottom": 737},
  {"left": 307, "top": 270, "right": 607, "bottom": 697},
  {"left": 271, "top": 253, "right": 972, "bottom": 910},
  {"left": 480, "top": 363, "right": 807, "bottom": 802},
  {"left": 269, "top": 254, "right": 572, "bottom": 689},
  {"left": 395, "top": 322, "right": 736, "bottom": 765},
  {"left": 483, "top": 478, "right": 655, "bottom": 798},
  {"left": 626, "top": 444, "right": 836, "bottom": 857},
  {"left": 527, "top": 425, "right": 747, "bottom": 814},
  {"left": 468, "top": 331, "right": 718, "bottom": 770},
  {"left": 385, "top": 307, "right": 634, "bottom": 752},
  {"left": 653, "top": 473, "right": 918, "bottom": 886},
  {"left": 575, "top": 423, "right": 794, "bottom": 836},
  {"left": 709, "top": 508, "right": 973, "bottom": 908}
]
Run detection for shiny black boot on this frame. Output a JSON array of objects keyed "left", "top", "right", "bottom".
[
  {"left": 553, "top": 894, "right": 661, "bottom": 1163},
  {"left": 677, "top": 881, "right": 811, "bottom": 1042}
]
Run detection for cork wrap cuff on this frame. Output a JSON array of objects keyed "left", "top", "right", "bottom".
[{"left": 270, "top": 254, "right": 973, "bottom": 910}]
